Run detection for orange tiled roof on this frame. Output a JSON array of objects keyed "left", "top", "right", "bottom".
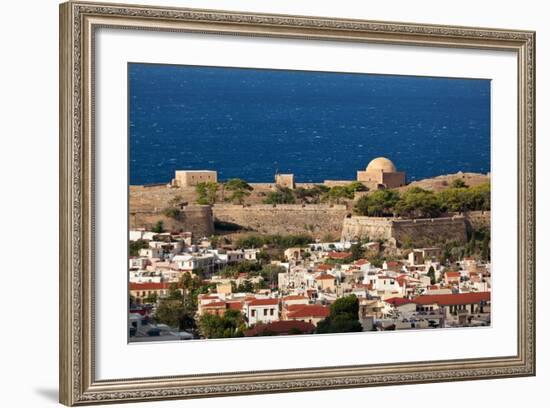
[
  {"left": 315, "top": 274, "right": 336, "bottom": 281},
  {"left": 328, "top": 251, "right": 352, "bottom": 259},
  {"left": 247, "top": 298, "right": 279, "bottom": 307},
  {"left": 413, "top": 292, "right": 490, "bottom": 306},
  {"left": 129, "top": 282, "right": 171, "bottom": 291},
  {"left": 287, "top": 304, "right": 330, "bottom": 319}
]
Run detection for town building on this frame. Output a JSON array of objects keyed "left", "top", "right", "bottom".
[
  {"left": 284, "top": 304, "right": 330, "bottom": 326},
  {"left": 243, "top": 298, "right": 280, "bottom": 326},
  {"left": 171, "top": 170, "right": 217, "bottom": 187},
  {"left": 129, "top": 282, "right": 179, "bottom": 303},
  {"left": 275, "top": 173, "right": 295, "bottom": 189},
  {"left": 356, "top": 157, "right": 406, "bottom": 189}
]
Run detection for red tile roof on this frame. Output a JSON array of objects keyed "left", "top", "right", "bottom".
[
  {"left": 244, "top": 320, "right": 315, "bottom": 336},
  {"left": 315, "top": 274, "right": 336, "bottom": 281},
  {"left": 316, "top": 264, "right": 333, "bottom": 271},
  {"left": 287, "top": 304, "right": 330, "bottom": 319},
  {"left": 129, "top": 282, "right": 171, "bottom": 291},
  {"left": 384, "top": 297, "right": 414, "bottom": 307},
  {"left": 247, "top": 298, "right": 279, "bottom": 307},
  {"left": 413, "top": 292, "right": 490, "bottom": 306},
  {"left": 282, "top": 295, "right": 308, "bottom": 302},
  {"left": 328, "top": 251, "right": 352, "bottom": 259},
  {"left": 445, "top": 271, "right": 461, "bottom": 278},
  {"left": 354, "top": 259, "right": 370, "bottom": 266},
  {"left": 226, "top": 301, "right": 243, "bottom": 310},
  {"left": 202, "top": 301, "right": 226, "bottom": 308}
]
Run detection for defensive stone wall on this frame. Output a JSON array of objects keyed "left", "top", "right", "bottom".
[
  {"left": 212, "top": 204, "right": 349, "bottom": 238},
  {"left": 341, "top": 216, "right": 468, "bottom": 247},
  {"left": 463, "top": 211, "right": 491, "bottom": 230},
  {"left": 130, "top": 205, "right": 214, "bottom": 238}
]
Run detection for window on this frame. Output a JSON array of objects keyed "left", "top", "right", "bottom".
[
  {"left": 251, "top": 310, "right": 255, "bottom": 317},
  {"left": 270, "top": 309, "right": 274, "bottom": 316},
  {"left": 263, "top": 309, "right": 268, "bottom": 316}
]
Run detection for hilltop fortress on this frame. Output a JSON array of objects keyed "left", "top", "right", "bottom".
[
  {"left": 130, "top": 158, "right": 490, "bottom": 246},
  {"left": 170, "top": 157, "right": 406, "bottom": 191}
]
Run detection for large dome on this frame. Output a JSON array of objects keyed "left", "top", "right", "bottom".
[{"left": 366, "top": 157, "right": 397, "bottom": 173}]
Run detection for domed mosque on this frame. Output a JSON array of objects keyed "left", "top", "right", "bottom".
[{"left": 357, "top": 157, "right": 406, "bottom": 189}]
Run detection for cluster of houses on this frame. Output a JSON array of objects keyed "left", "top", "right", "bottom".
[{"left": 129, "top": 229, "right": 491, "bottom": 339}]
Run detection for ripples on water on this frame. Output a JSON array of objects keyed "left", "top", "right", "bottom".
[{"left": 129, "top": 63, "right": 490, "bottom": 185}]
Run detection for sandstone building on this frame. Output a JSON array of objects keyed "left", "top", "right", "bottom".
[
  {"left": 275, "top": 173, "right": 296, "bottom": 189},
  {"left": 357, "top": 157, "right": 406, "bottom": 189},
  {"left": 172, "top": 170, "right": 217, "bottom": 187}
]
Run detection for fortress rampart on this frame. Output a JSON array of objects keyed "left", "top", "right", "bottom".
[
  {"left": 463, "top": 211, "right": 491, "bottom": 230},
  {"left": 341, "top": 215, "right": 468, "bottom": 246},
  {"left": 212, "top": 204, "right": 349, "bottom": 238},
  {"left": 130, "top": 205, "right": 214, "bottom": 238}
]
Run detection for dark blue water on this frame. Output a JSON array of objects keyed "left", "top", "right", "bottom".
[{"left": 129, "top": 63, "right": 490, "bottom": 185}]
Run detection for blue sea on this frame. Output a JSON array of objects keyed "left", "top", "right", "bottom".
[{"left": 129, "top": 63, "right": 490, "bottom": 185}]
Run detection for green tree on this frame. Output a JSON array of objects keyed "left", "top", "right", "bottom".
[
  {"left": 395, "top": 187, "right": 441, "bottom": 218},
  {"left": 235, "top": 234, "right": 314, "bottom": 250},
  {"left": 323, "top": 186, "right": 352, "bottom": 203},
  {"left": 232, "top": 279, "right": 254, "bottom": 293},
  {"left": 345, "top": 181, "right": 368, "bottom": 194},
  {"left": 427, "top": 266, "right": 436, "bottom": 285},
  {"left": 294, "top": 185, "right": 329, "bottom": 203},
  {"left": 259, "top": 264, "right": 285, "bottom": 288},
  {"left": 152, "top": 220, "right": 164, "bottom": 233},
  {"left": 195, "top": 182, "right": 219, "bottom": 205},
  {"left": 263, "top": 187, "right": 296, "bottom": 204},
  {"left": 129, "top": 239, "right": 149, "bottom": 256},
  {"left": 228, "top": 189, "right": 250, "bottom": 204},
  {"left": 143, "top": 292, "right": 158, "bottom": 304},
  {"left": 167, "top": 282, "right": 183, "bottom": 300},
  {"left": 225, "top": 178, "right": 253, "bottom": 191},
  {"left": 224, "top": 178, "right": 253, "bottom": 204},
  {"left": 468, "top": 182, "right": 491, "bottom": 211},
  {"left": 438, "top": 187, "right": 470, "bottom": 213},
  {"left": 316, "top": 295, "right": 363, "bottom": 334},
  {"left": 354, "top": 190, "right": 400, "bottom": 216},
  {"left": 256, "top": 250, "right": 270, "bottom": 263},
  {"left": 154, "top": 298, "right": 196, "bottom": 331},
  {"left": 198, "top": 309, "right": 246, "bottom": 339},
  {"left": 350, "top": 243, "right": 364, "bottom": 261},
  {"left": 450, "top": 179, "right": 468, "bottom": 188},
  {"left": 481, "top": 234, "right": 490, "bottom": 261},
  {"left": 438, "top": 182, "right": 490, "bottom": 213}
]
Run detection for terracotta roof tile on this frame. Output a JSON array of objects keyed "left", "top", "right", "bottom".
[
  {"left": 328, "top": 251, "right": 352, "bottom": 259},
  {"left": 129, "top": 282, "right": 171, "bottom": 291},
  {"left": 413, "top": 292, "right": 490, "bottom": 306},
  {"left": 244, "top": 320, "right": 315, "bottom": 336},
  {"left": 287, "top": 304, "right": 330, "bottom": 319},
  {"left": 247, "top": 298, "right": 279, "bottom": 306}
]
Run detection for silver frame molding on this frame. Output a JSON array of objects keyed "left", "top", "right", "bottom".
[{"left": 59, "top": 1, "right": 536, "bottom": 405}]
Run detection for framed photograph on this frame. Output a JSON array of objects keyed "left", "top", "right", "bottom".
[{"left": 59, "top": 1, "right": 536, "bottom": 405}]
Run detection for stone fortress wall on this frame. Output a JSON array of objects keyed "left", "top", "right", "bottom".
[
  {"left": 341, "top": 216, "right": 469, "bottom": 246},
  {"left": 212, "top": 204, "right": 349, "bottom": 238},
  {"left": 463, "top": 211, "right": 491, "bottom": 230},
  {"left": 130, "top": 205, "right": 214, "bottom": 238},
  {"left": 129, "top": 162, "right": 490, "bottom": 244}
]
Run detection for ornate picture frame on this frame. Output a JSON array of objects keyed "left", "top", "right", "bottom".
[{"left": 59, "top": 1, "right": 535, "bottom": 405}]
